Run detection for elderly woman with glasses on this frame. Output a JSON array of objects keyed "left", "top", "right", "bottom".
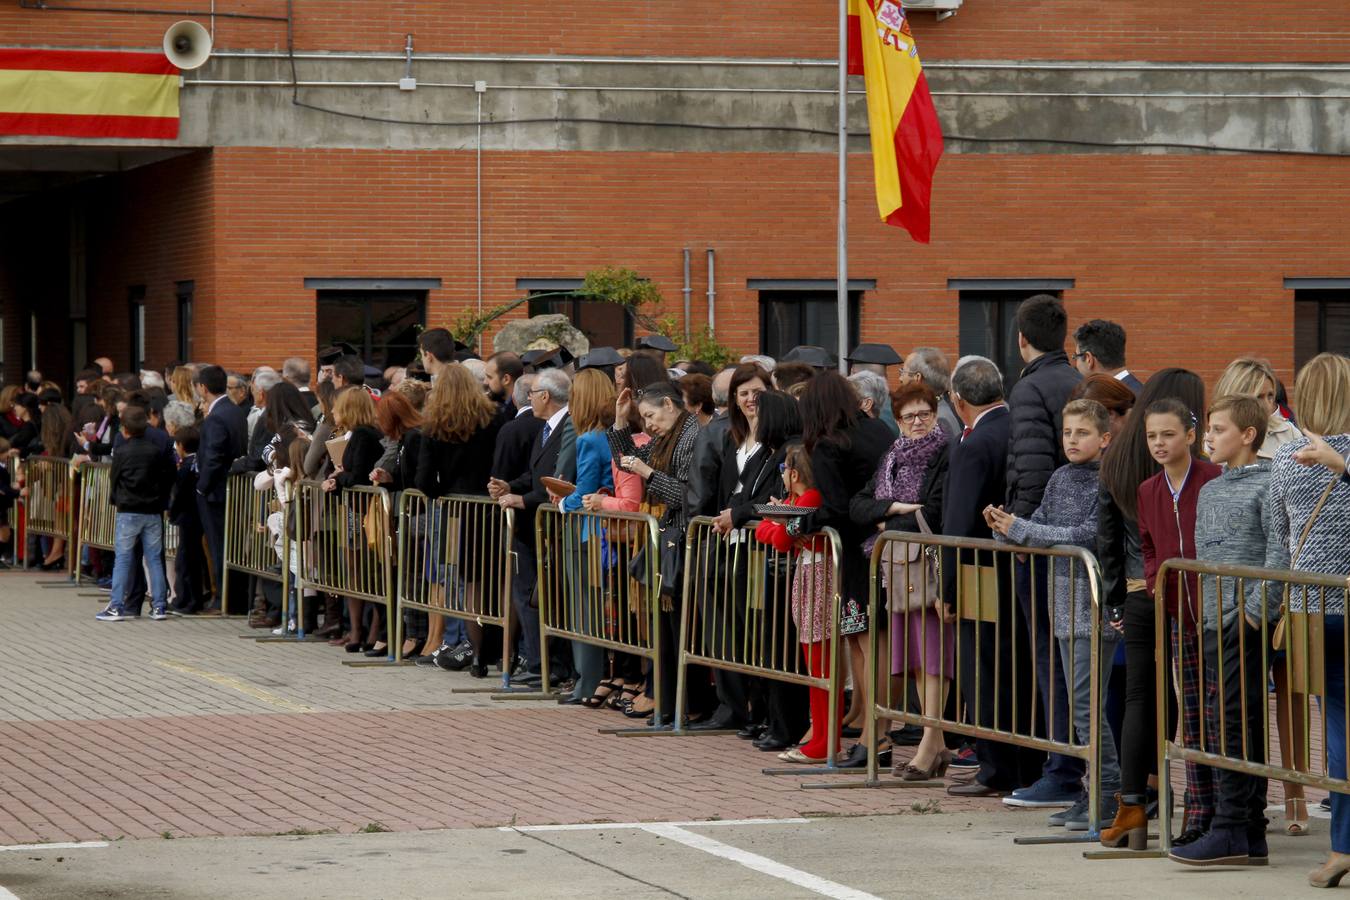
[{"left": 850, "top": 381, "right": 953, "bottom": 780}]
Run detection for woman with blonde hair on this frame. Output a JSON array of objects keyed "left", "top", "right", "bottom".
[
  {"left": 170, "top": 366, "right": 198, "bottom": 407},
  {"left": 415, "top": 364, "right": 508, "bottom": 676},
  {"left": 1215, "top": 357, "right": 1302, "bottom": 458}
]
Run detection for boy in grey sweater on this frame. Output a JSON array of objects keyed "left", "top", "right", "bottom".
[
  {"left": 1170, "top": 394, "right": 1277, "bottom": 867},
  {"left": 987, "top": 399, "right": 1121, "bottom": 831}
]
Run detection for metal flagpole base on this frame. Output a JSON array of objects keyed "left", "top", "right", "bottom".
[{"left": 1082, "top": 846, "right": 1165, "bottom": 860}]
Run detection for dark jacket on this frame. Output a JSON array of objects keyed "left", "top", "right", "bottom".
[
  {"left": 509, "top": 411, "right": 573, "bottom": 544},
  {"left": 1119, "top": 371, "right": 1145, "bottom": 395},
  {"left": 850, "top": 446, "right": 948, "bottom": 536},
  {"left": 940, "top": 406, "right": 1011, "bottom": 609},
  {"left": 415, "top": 409, "right": 507, "bottom": 498},
  {"left": 169, "top": 454, "right": 199, "bottom": 526},
  {"left": 196, "top": 397, "right": 248, "bottom": 503},
  {"left": 334, "top": 425, "right": 384, "bottom": 490},
  {"left": 385, "top": 428, "right": 423, "bottom": 492},
  {"left": 1138, "top": 457, "right": 1222, "bottom": 619},
  {"left": 727, "top": 443, "right": 790, "bottom": 528},
  {"left": 111, "top": 436, "right": 176, "bottom": 514},
  {"left": 492, "top": 409, "right": 545, "bottom": 483},
  {"left": 1097, "top": 481, "right": 1144, "bottom": 612},
  {"left": 688, "top": 413, "right": 731, "bottom": 518},
  {"left": 1005, "top": 350, "right": 1082, "bottom": 517}
]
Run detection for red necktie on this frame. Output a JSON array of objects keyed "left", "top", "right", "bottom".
[{"left": 961, "top": 426, "right": 973, "bottom": 443}]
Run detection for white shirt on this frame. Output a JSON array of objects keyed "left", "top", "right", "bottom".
[
  {"left": 544, "top": 405, "right": 569, "bottom": 436},
  {"left": 1113, "top": 369, "right": 1134, "bottom": 383},
  {"left": 206, "top": 395, "right": 225, "bottom": 416}
]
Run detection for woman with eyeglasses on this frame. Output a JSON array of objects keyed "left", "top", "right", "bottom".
[{"left": 850, "top": 381, "right": 952, "bottom": 778}]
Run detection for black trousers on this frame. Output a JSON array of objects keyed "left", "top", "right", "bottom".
[
  {"left": 1204, "top": 623, "right": 1269, "bottom": 831},
  {"left": 172, "top": 519, "right": 207, "bottom": 611},
  {"left": 1120, "top": 589, "right": 1179, "bottom": 798},
  {"left": 958, "top": 599, "right": 1043, "bottom": 791}
]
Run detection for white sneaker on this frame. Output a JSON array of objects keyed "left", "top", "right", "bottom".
[{"left": 95, "top": 607, "right": 129, "bottom": 622}]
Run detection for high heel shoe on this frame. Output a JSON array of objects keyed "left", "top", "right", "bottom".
[
  {"left": 468, "top": 657, "right": 489, "bottom": 678},
  {"left": 898, "top": 748, "right": 952, "bottom": 781},
  {"left": 1287, "top": 798, "right": 1310, "bottom": 836},
  {"left": 345, "top": 641, "right": 372, "bottom": 653},
  {"left": 1099, "top": 794, "right": 1149, "bottom": 850},
  {"left": 363, "top": 643, "right": 389, "bottom": 658},
  {"left": 1310, "top": 853, "right": 1350, "bottom": 888}
]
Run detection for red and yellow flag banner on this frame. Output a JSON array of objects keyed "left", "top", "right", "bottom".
[
  {"left": 0, "top": 49, "right": 179, "bottom": 140},
  {"left": 847, "top": 1, "right": 944, "bottom": 243}
]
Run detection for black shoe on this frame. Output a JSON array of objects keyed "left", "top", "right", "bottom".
[
  {"left": 468, "top": 657, "right": 490, "bottom": 679},
  {"left": 841, "top": 726, "right": 862, "bottom": 739},
  {"left": 1172, "top": 827, "right": 1207, "bottom": 847},
  {"left": 438, "top": 640, "right": 473, "bottom": 671},
  {"left": 689, "top": 715, "right": 738, "bottom": 732},
  {"left": 755, "top": 736, "right": 793, "bottom": 752},
  {"left": 557, "top": 695, "right": 583, "bottom": 705},
  {"left": 363, "top": 644, "right": 389, "bottom": 658},
  {"left": 736, "top": 723, "right": 766, "bottom": 741},
  {"left": 889, "top": 725, "right": 923, "bottom": 747},
  {"left": 416, "top": 645, "right": 449, "bottom": 668}
]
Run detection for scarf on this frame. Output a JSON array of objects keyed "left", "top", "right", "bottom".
[{"left": 873, "top": 425, "right": 948, "bottom": 504}]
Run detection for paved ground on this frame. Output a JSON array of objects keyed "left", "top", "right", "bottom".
[{"left": 0, "top": 570, "right": 1336, "bottom": 897}]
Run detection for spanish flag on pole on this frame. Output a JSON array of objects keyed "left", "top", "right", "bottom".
[
  {"left": 0, "top": 49, "right": 180, "bottom": 140},
  {"left": 847, "top": 0, "right": 944, "bottom": 243}
]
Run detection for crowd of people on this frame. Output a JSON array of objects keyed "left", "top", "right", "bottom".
[{"left": 4, "top": 296, "right": 1349, "bottom": 885}]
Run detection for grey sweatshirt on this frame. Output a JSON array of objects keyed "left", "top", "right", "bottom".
[
  {"left": 1004, "top": 460, "right": 1112, "bottom": 640},
  {"left": 1197, "top": 460, "right": 1281, "bottom": 629}
]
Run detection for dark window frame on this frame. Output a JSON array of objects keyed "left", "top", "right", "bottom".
[
  {"left": 519, "top": 278, "right": 635, "bottom": 349},
  {"left": 176, "top": 280, "right": 194, "bottom": 362},
  {"left": 954, "top": 281, "right": 1072, "bottom": 392},
  {"left": 755, "top": 287, "right": 863, "bottom": 359},
  {"left": 1292, "top": 287, "right": 1350, "bottom": 370},
  {"left": 128, "top": 285, "right": 146, "bottom": 373},
  {"left": 314, "top": 289, "right": 428, "bottom": 369}
]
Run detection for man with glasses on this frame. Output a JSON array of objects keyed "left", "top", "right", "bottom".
[
  {"left": 1071, "top": 319, "right": 1144, "bottom": 394},
  {"left": 225, "top": 373, "right": 252, "bottom": 411},
  {"left": 902, "top": 347, "right": 963, "bottom": 440}
]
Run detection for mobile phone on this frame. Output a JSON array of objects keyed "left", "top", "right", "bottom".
[{"left": 1107, "top": 605, "right": 1125, "bottom": 627}]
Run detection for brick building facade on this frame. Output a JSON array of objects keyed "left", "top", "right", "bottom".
[{"left": 2, "top": 2, "right": 1347, "bottom": 389}]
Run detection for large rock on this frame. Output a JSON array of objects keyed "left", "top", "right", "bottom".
[{"left": 492, "top": 314, "right": 590, "bottom": 356}]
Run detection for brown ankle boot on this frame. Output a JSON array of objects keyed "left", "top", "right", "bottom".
[{"left": 1099, "top": 794, "right": 1148, "bottom": 850}]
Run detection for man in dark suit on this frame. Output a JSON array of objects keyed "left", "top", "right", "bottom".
[
  {"left": 193, "top": 364, "right": 248, "bottom": 614},
  {"left": 489, "top": 368, "right": 574, "bottom": 682},
  {"left": 1072, "top": 319, "right": 1144, "bottom": 395},
  {"left": 942, "top": 356, "right": 1042, "bottom": 798}
]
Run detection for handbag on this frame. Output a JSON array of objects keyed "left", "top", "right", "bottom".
[
  {"left": 882, "top": 509, "right": 940, "bottom": 613},
  {"left": 1270, "top": 477, "right": 1337, "bottom": 695},
  {"left": 362, "top": 498, "right": 387, "bottom": 551},
  {"left": 959, "top": 554, "right": 1001, "bottom": 623}
]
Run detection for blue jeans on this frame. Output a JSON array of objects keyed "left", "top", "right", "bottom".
[
  {"left": 1324, "top": 617, "right": 1349, "bottom": 853},
  {"left": 111, "top": 512, "right": 169, "bottom": 612},
  {"left": 1016, "top": 557, "right": 1085, "bottom": 787}
]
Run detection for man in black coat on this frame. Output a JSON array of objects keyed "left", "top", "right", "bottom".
[
  {"left": 942, "top": 356, "right": 1043, "bottom": 797},
  {"left": 1072, "top": 319, "right": 1144, "bottom": 395},
  {"left": 193, "top": 365, "right": 248, "bottom": 614},
  {"left": 1003, "top": 294, "right": 1085, "bottom": 807}
]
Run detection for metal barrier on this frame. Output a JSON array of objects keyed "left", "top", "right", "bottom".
[
  {"left": 23, "top": 456, "right": 76, "bottom": 579},
  {"left": 394, "top": 490, "right": 515, "bottom": 684},
  {"left": 807, "top": 531, "right": 1108, "bottom": 841},
  {"left": 164, "top": 515, "right": 180, "bottom": 564},
  {"left": 1151, "top": 559, "right": 1350, "bottom": 855},
  {"left": 521, "top": 504, "right": 665, "bottom": 720},
  {"left": 669, "top": 515, "right": 846, "bottom": 771},
  {"left": 222, "top": 471, "right": 293, "bottom": 622},
  {"left": 294, "top": 480, "right": 394, "bottom": 663},
  {"left": 72, "top": 462, "right": 115, "bottom": 586}
]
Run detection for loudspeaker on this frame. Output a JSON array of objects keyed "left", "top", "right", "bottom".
[{"left": 163, "top": 20, "right": 212, "bottom": 71}]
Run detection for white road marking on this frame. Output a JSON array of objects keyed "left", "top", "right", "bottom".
[
  {"left": 500, "top": 817, "right": 809, "bottom": 833},
  {"left": 0, "top": 885, "right": 19, "bottom": 899},
  {"left": 0, "top": 841, "right": 109, "bottom": 852},
  {"left": 641, "top": 823, "right": 882, "bottom": 900}
]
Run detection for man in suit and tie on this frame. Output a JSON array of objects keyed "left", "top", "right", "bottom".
[
  {"left": 1072, "top": 319, "right": 1144, "bottom": 395},
  {"left": 193, "top": 364, "right": 248, "bottom": 614},
  {"left": 489, "top": 368, "right": 575, "bottom": 683},
  {"left": 941, "top": 356, "right": 1042, "bottom": 798}
]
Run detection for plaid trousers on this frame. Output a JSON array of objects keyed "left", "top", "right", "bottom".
[{"left": 1173, "top": 618, "right": 1216, "bottom": 830}]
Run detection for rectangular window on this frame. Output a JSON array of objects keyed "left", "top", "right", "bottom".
[
  {"left": 520, "top": 278, "right": 633, "bottom": 349},
  {"left": 954, "top": 281, "right": 1071, "bottom": 392},
  {"left": 128, "top": 285, "right": 146, "bottom": 373},
  {"left": 1294, "top": 288, "right": 1350, "bottom": 370},
  {"left": 757, "top": 290, "right": 861, "bottom": 359},
  {"left": 315, "top": 290, "right": 427, "bottom": 368},
  {"left": 176, "top": 280, "right": 195, "bottom": 362}
]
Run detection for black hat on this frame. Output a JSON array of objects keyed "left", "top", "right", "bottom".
[
  {"left": 636, "top": 334, "right": 678, "bottom": 353},
  {"left": 318, "top": 341, "right": 359, "bottom": 366},
  {"left": 522, "top": 346, "right": 576, "bottom": 371},
  {"left": 846, "top": 343, "right": 902, "bottom": 367},
  {"left": 782, "top": 345, "right": 838, "bottom": 369},
  {"left": 577, "top": 346, "right": 625, "bottom": 372},
  {"left": 363, "top": 364, "right": 383, "bottom": 382}
]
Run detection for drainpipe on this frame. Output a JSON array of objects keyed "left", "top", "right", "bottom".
[
  {"left": 705, "top": 248, "right": 716, "bottom": 333},
  {"left": 682, "top": 248, "right": 692, "bottom": 341}
]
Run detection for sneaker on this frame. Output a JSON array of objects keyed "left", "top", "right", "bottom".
[
  {"left": 1048, "top": 792, "right": 1088, "bottom": 827},
  {"left": 1321, "top": 797, "right": 1333, "bottom": 812},
  {"left": 415, "top": 645, "right": 449, "bottom": 669},
  {"left": 1065, "top": 793, "right": 1118, "bottom": 832},
  {"left": 1002, "top": 776, "right": 1081, "bottom": 808},
  {"left": 149, "top": 608, "right": 169, "bottom": 621},
  {"left": 437, "top": 640, "right": 474, "bottom": 671},
  {"left": 949, "top": 746, "right": 979, "bottom": 770},
  {"left": 1168, "top": 825, "right": 1253, "bottom": 866},
  {"left": 95, "top": 607, "right": 129, "bottom": 622}
]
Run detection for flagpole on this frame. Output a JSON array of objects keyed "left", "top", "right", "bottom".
[{"left": 836, "top": 0, "right": 849, "bottom": 373}]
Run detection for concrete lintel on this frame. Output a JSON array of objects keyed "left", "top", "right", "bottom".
[
  {"left": 1283, "top": 277, "right": 1350, "bottom": 290},
  {"left": 748, "top": 279, "right": 876, "bottom": 291},
  {"left": 304, "top": 278, "right": 442, "bottom": 291},
  {"left": 948, "top": 278, "right": 1076, "bottom": 292}
]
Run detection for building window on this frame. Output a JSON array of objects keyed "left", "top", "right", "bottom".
[
  {"left": 176, "top": 281, "right": 194, "bottom": 362},
  {"left": 952, "top": 279, "right": 1074, "bottom": 392},
  {"left": 749, "top": 280, "right": 872, "bottom": 360},
  {"left": 519, "top": 278, "right": 633, "bottom": 349},
  {"left": 315, "top": 290, "right": 427, "bottom": 369},
  {"left": 1293, "top": 288, "right": 1350, "bottom": 371},
  {"left": 128, "top": 285, "right": 146, "bottom": 373}
]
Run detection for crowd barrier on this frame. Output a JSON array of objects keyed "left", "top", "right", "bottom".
[
  {"left": 294, "top": 480, "right": 394, "bottom": 663},
  {"left": 394, "top": 490, "right": 515, "bottom": 683},
  {"left": 222, "top": 472, "right": 293, "bottom": 623},
  {"left": 23, "top": 456, "right": 75, "bottom": 576},
  {"left": 73, "top": 462, "right": 114, "bottom": 586},
  {"left": 519, "top": 505, "right": 666, "bottom": 721},
  {"left": 803, "top": 530, "right": 1106, "bottom": 842},
  {"left": 667, "top": 515, "right": 846, "bottom": 772},
  {"left": 1151, "top": 559, "right": 1350, "bottom": 856}
]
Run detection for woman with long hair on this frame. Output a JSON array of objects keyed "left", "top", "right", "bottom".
[
  {"left": 37, "top": 402, "right": 74, "bottom": 569},
  {"left": 371, "top": 389, "right": 424, "bottom": 658},
  {"left": 170, "top": 366, "right": 197, "bottom": 407},
  {"left": 1071, "top": 374, "right": 1136, "bottom": 438},
  {"left": 1215, "top": 357, "right": 1302, "bottom": 459},
  {"left": 796, "top": 372, "right": 894, "bottom": 760},
  {"left": 1099, "top": 368, "right": 1209, "bottom": 849},
  {"left": 415, "top": 364, "right": 507, "bottom": 676}
]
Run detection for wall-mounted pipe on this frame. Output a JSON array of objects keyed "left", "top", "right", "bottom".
[
  {"left": 705, "top": 248, "right": 716, "bottom": 334},
  {"left": 682, "top": 249, "right": 692, "bottom": 341}
]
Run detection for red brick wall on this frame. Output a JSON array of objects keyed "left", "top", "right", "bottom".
[
  {"left": 204, "top": 146, "right": 1349, "bottom": 391},
  {"left": 6, "top": 1, "right": 1350, "bottom": 63}
]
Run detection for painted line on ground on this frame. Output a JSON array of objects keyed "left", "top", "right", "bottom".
[
  {"left": 500, "top": 817, "right": 810, "bottom": 833},
  {"left": 0, "top": 841, "right": 109, "bottom": 852},
  {"left": 155, "top": 660, "right": 313, "bottom": 712},
  {"left": 0, "top": 885, "right": 19, "bottom": 899},
  {"left": 642, "top": 823, "right": 882, "bottom": 900}
]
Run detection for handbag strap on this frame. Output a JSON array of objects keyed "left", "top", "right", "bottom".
[
  {"left": 914, "top": 508, "right": 933, "bottom": 536},
  {"left": 1292, "top": 477, "right": 1337, "bottom": 567}
]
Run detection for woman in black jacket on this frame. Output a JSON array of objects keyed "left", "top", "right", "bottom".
[
  {"left": 322, "top": 386, "right": 386, "bottom": 653},
  {"left": 796, "top": 372, "right": 894, "bottom": 753},
  {"left": 850, "top": 382, "right": 951, "bottom": 779}
]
